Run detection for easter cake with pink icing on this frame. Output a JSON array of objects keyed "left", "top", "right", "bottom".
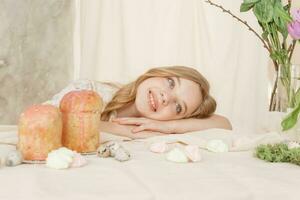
[
  {"left": 18, "top": 104, "right": 63, "bottom": 161},
  {"left": 60, "top": 90, "right": 103, "bottom": 153}
]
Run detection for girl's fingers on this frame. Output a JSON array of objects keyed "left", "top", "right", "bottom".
[
  {"left": 112, "top": 118, "right": 127, "bottom": 122},
  {"left": 131, "top": 126, "right": 145, "bottom": 133},
  {"left": 132, "top": 124, "right": 157, "bottom": 133}
]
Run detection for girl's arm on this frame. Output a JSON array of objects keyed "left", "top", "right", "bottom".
[
  {"left": 168, "top": 114, "right": 232, "bottom": 134},
  {"left": 113, "top": 114, "right": 232, "bottom": 134}
]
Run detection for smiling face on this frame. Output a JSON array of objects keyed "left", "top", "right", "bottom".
[{"left": 135, "top": 77, "right": 202, "bottom": 120}]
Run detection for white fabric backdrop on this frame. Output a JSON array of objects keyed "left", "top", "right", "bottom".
[{"left": 77, "top": 0, "right": 271, "bottom": 133}]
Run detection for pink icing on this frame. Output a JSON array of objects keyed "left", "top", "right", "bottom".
[{"left": 60, "top": 90, "right": 103, "bottom": 113}]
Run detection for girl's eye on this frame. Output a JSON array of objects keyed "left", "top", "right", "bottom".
[
  {"left": 175, "top": 103, "right": 182, "bottom": 114},
  {"left": 167, "top": 77, "right": 175, "bottom": 89}
]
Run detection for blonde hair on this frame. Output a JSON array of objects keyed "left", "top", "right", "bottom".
[{"left": 101, "top": 66, "right": 216, "bottom": 121}]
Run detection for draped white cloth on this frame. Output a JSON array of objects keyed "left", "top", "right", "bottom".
[
  {"left": 77, "top": 0, "right": 271, "bottom": 133},
  {"left": 2, "top": 126, "right": 300, "bottom": 200}
]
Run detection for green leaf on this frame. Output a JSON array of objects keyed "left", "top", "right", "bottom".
[
  {"left": 244, "top": 0, "right": 261, "bottom": 3},
  {"left": 273, "top": 0, "right": 292, "bottom": 33},
  {"left": 273, "top": 7, "right": 288, "bottom": 38},
  {"left": 275, "top": 7, "right": 292, "bottom": 23},
  {"left": 240, "top": 0, "right": 261, "bottom": 12},
  {"left": 290, "top": 89, "right": 296, "bottom": 108},
  {"left": 281, "top": 103, "right": 300, "bottom": 131},
  {"left": 270, "top": 51, "right": 280, "bottom": 62},
  {"left": 293, "top": 88, "right": 300, "bottom": 105},
  {"left": 253, "top": 0, "right": 274, "bottom": 23},
  {"left": 262, "top": 31, "right": 269, "bottom": 40},
  {"left": 240, "top": 3, "right": 255, "bottom": 12}
]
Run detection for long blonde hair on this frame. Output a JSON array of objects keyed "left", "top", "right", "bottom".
[{"left": 101, "top": 66, "right": 216, "bottom": 121}]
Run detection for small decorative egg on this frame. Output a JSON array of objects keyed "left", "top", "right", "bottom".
[
  {"left": 46, "top": 147, "right": 75, "bottom": 169},
  {"left": 106, "top": 141, "right": 121, "bottom": 157},
  {"left": 97, "top": 145, "right": 111, "bottom": 158},
  {"left": 150, "top": 141, "right": 169, "bottom": 153},
  {"left": 5, "top": 150, "right": 23, "bottom": 167},
  {"left": 70, "top": 153, "right": 87, "bottom": 168},
  {"left": 114, "top": 147, "right": 131, "bottom": 162},
  {"left": 184, "top": 145, "right": 201, "bottom": 162},
  {"left": 206, "top": 140, "right": 229, "bottom": 153},
  {"left": 166, "top": 147, "right": 189, "bottom": 163}
]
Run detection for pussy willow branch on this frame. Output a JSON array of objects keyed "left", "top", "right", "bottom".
[
  {"left": 288, "top": 0, "right": 292, "bottom": 14},
  {"left": 288, "top": 40, "right": 296, "bottom": 62},
  {"left": 205, "top": 0, "right": 271, "bottom": 54},
  {"left": 286, "top": 0, "right": 292, "bottom": 72},
  {"left": 205, "top": 0, "right": 281, "bottom": 111},
  {"left": 269, "top": 72, "right": 279, "bottom": 111}
]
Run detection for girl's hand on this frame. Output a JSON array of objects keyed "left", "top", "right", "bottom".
[
  {"left": 112, "top": 117, "right": 175, "bottom": 134},
  {"left": 100, "top": 120, "right": 164, "bottom": 139}
]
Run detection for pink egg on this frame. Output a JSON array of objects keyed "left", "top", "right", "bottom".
[
  {"left": 150, "top": 141, "right": 169, "bottom": 153},
  {"left": 70, "top": 153, "right": 87, "bottom": 168}
]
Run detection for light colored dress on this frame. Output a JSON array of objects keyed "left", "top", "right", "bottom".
[{"left": 43, "top": 79, "right": 120, "bottom": 120}]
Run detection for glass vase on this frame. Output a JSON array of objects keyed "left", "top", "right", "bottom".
[
  {"left": 273, "top": 64, "right": 300, "bottom": 141},
  {"left": 289, "top": 64, "right": 300, "bottom": 108},
  {"left": 271, "top": 64, "right": 300, "bottom": 112}
]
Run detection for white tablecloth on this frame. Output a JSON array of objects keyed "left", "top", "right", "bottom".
[{"left": 1, "top": 126, "right": 300, "bottom": 200}]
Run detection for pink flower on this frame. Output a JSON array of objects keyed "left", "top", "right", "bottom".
[
  {"left": 291, "top": 9, "right": 300, "bottom": 22},
  {"left": 288, "top": 20, "right": 300, "bottom": 40}
]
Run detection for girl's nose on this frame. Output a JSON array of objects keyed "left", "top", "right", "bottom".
[{"left": 160, "top": 91, "right": 170, "bottom": 106}]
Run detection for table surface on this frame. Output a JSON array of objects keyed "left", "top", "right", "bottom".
[{"left": 1, "top": 126, "right": 300, "bottom": 200}]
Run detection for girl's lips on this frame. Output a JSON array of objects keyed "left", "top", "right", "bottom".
[{"left": 148, "top": 90, "right": 158, "bottom": 112}]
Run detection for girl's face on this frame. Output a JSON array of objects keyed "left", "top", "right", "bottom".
[{"left": 135, "top": 77, "right": 202, "bottom": 120}]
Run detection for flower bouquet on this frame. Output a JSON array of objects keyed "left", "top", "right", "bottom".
[{"left": 206, "top": 0, "right": 300, "bottom": 131}]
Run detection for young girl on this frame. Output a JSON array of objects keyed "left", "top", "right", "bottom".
[{"left": 45, "top": 66, "right": 232, "bottom": 139}]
